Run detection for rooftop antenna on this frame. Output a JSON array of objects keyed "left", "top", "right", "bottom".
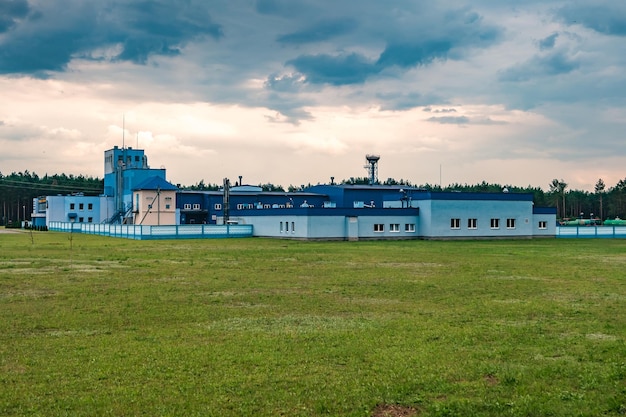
[{"left": 364, "top": 154, "right": 380, "bottom": 185}]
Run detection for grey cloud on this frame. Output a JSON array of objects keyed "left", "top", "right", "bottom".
[
  {"left": 285, "top": 7, "right": 502, "bottom": 86},
  {"left": 557, "top": 2, "right": 626, "bottom": 36},
  {"left": 499, "top": 50, "right": 579, "bottom": 82},
  {"left": 0, "top": 2, "right": 96, "bottom": 75},
  {"left": 0, "top": 0, "right": 29, "bottom": 32},
  {"left": 423, "top": 107, "right": 457, "bottom": 113},
  {"left": 427, "top": 115, "right": 506, "bottom": 125},
  {"left": 112, "top": 1, "right": 222, "bottom": 64},
  {"left": 0, "top": 0, "right": 222, "bottom": 74},
  {"left": 373, "top": 92, "right": 442, "bottom": 111},
  {"left": 427, "top": 116, "right": 470, "bottom": 124},
  {"left": 264, "top": 93, "right": 313, "bottom": 123},
  {"left": 287, "top": 52, "right": 379, "bottom": 86},
  {"left": 538, "top": 33, "right": 558, "bottom": 50},
  {"left": 276, "top": 18, "right": 357, "bottom": 44},
  {"left": 255, "top": 0, "right": 315, "bottom": 18},
  {"left": 376, "top": 40, "right": 453, "bottom": 68},
  {"left": 264, "top": 73, "right": 306, "bottom": 92}
]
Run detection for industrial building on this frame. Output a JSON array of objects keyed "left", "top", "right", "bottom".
[{"left": 34, "top": 147, "right": 557, "bottom": 240}]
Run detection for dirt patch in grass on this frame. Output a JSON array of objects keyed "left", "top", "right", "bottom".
[
  {"left": 484, "top": 374, "right": 499, "bottom": 385},
  {"left": 371, "top": 404, "right": 419, "bottom": 417}
]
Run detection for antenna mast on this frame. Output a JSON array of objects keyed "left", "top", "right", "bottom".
[{"left": 364, "top": 155, "right": 380, "bottom": 185}]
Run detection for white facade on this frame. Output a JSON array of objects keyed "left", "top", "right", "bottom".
[{"left": 44, "top": 195, "right": 115, "bottom": 225}]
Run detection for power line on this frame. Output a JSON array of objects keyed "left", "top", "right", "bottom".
[{"left": 0, "top": 178, "right": 103, "bottom": 194}]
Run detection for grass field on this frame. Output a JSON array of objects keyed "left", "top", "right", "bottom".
[{"left": 1, "top": 230, "right": 625, "bottom": 416}]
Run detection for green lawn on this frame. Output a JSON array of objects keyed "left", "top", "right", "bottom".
[{"left": 1, "top": 231, "right": 625, "bottom": 416}]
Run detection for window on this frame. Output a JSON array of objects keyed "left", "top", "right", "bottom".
[
  {"left": 280, "top": 221, "right": 283, "bottom": 232},
  {"left": 291, "top": 222, "right": 295, "bottom": 233},
  {"left": 87, "top": 217, "right": 93, "bottom": 223},
  {"left": 374, "top": 224, "right": 384, "bottom": 232},
  {"left": 450, "top": 218, "right": 460, "bottom": 229},
  {"left": 507, "top": 218, "right": 516, "bottom": 229},
  {"left": 538, "top": 221, "right": 547, "bottom": 229},
  {"left": 192, "top": 203, "right": 200, "bottom": 210},
  {"left": 88, "top": 203, "right": 93, "bottom": 210},
  {"left": 79, "top": 203, "right": 84, "bottom": 210},
  {"left": 165, "top": 204, "right": 170, "bottom": 209},
  {"left": 184, "top": 203, "right": 191, "bottom": 210},
  {"left": 490, "top": 218, "right": 500, "bottom": 229},
  {"left": 390, "top": 223, "right": 400, "bottom": 232},
  {"left": 78, "top": 217, "right": 84, "bottom": 223},
  {"left": 285, "top": 221, "right": 289, "bottom": 232},
  {"left": 467, "top": 218, "right": 477, "bottom": 229},
  {"left": 405, "top": 223, "right": 415, "bottom": 232},
  {"left": 214, "top": 203, "right": 222, "bottom": 210},
  {"left": 70, "top": 203, "right": 75, "bottom": 210}
]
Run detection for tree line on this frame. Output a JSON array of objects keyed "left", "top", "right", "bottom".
[
  {"left": 3, "top": 170, "right": 625, "bottom": 226},
  {"left": 0, "top": 171, "right": 103, "bottom": 226}
]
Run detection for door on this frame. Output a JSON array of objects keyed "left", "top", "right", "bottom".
[{"left": 346, "top": 216, "right": 358, "bottom": 241}]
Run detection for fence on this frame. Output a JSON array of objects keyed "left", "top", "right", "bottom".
[
  {"left": 48, "top": 222, "right": 253, "bottom": 240},
  {"left": 556, "top": 226, "right": 626, "bottom": 238}
]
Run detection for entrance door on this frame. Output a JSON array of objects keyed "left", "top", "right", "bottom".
[{"left": 346, "top": 216, "right": 358, "bottom": 241}]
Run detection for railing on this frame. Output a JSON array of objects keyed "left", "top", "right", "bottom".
[
  {"left": 556, "top": 226, "right": 626, "bottom": 238},
  {"left": 48, "top": 222, "right": 253, "bottom": 240}
]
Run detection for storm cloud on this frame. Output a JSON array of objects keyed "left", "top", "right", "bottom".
[{"left": 0, "top": 0, "right": 625, "bottom": 192}]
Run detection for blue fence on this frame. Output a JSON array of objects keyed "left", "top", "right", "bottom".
[
  {"left": 556, "top": 226, "right": 626, "bottom": 238},
  {"left": 48, "top": 222, "right": 253, "bottom": 240}
]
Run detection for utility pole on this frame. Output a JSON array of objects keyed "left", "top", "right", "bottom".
[{"left": 223, "top": 178, "right": 230, "bottom": 224}]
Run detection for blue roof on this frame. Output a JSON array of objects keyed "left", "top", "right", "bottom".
[
  {"left": 133, "top": 176, "right": 178, "bottom": 191},
  {"left": 304, "top": 184, "right": 533, "bottom": 202}
]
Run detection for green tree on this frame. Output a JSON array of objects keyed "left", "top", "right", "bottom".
[
  {"left": 549, "top": 179, "right": 567, "bottom": 219},
  {"left": 594, "top": 179, "right": 606, "bottom": 220}
]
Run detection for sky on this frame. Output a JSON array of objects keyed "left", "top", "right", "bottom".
[{"left": 1, "top": 0, "right": 625, "bottom": 192}]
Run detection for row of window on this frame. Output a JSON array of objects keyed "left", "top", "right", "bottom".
[
  {"left": 69, "top": 203, "right": 93, "bottom": 211},
  {"left": 183, "top": 203, "right": 298, "bottom": 211},
  {"left": 448, "top": 218, "right": 548, "bottom": 230},
  {"left": 373, "top": 223, "right": 416, "bottom": 233},
  {"left": 70, "top": 217, "right": 94, "bottom": 223},
  {"left": 183, "top": 203, "right": 203, "bottom": 210},
  {"left": 238, "top": 203, "right": 293, "bottom": 210},
  {"left": 280, "top": 221, "right": 295, "bottom": 233},
  {"left": 450, "top": 218, "right": 517, "bottom": 230}
]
